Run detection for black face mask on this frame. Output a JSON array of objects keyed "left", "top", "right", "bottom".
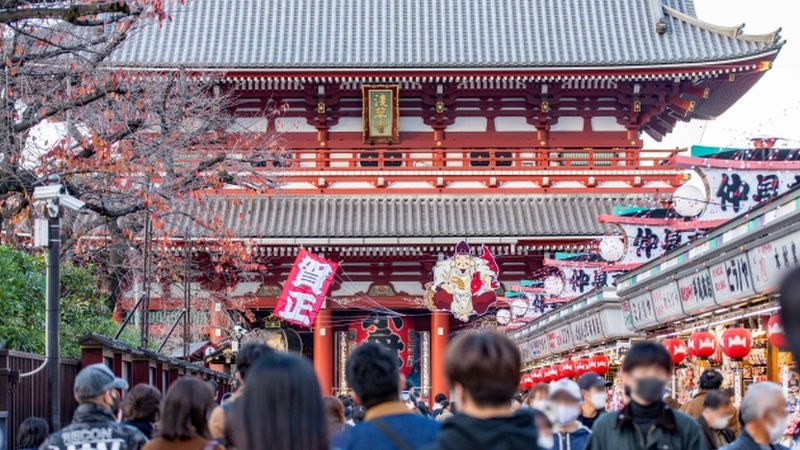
[{"left": 633, "top": 378, "right": 666, "bottom": 405}]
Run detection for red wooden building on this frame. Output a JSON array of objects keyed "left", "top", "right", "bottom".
[{"left": 110, "top": 0, "right": 782, "bottom": 397}]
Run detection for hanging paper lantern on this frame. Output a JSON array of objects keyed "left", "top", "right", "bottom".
[
  {"left": 688, "top": 331, "right": 717, "bottom": 359},
  {"left": 560, "top": 360, "right": 576, "bottom": 378},
  {"left": 520, "top": 374, "right": 534, "bottom": 390},
  {"left": 539, "top": 366, "right": 551, "bottom": 383},
  {"left": 544, "top": 275, "right": 565, "bottom": 296},
  {"left": 552, "top": 363, "right": 563, "bottom": 380},
  {"left": 661, "top": 338, "right": 688, "bottom": 365},
  {"left": 767, "top": 316, "right": 787, "bottom": 349},
  {"left": 590, "top": 354, "right": 610, "bottom": 375},
  {"left": 598, "top": 236, "right": 626, "bottom": 262},
  {"left": 531, "top": 369, "right": 542, "bottom": 384},
  {"left": 496, "top": 309, "right": 512, "bottom": 325},
  {"left": 510, "top": 299, "right": 529, "bottom": 317},
  {"left": 673, "top": 183, "right": 708, "bottom": 217},
  {"left": 574, "top": 358, "right": 590, "bottom": 376},
  {"left": 721, "top": 328, "right": 752, "bottom": 360}
]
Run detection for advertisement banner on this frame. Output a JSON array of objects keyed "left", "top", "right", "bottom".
[
  {"left": 678, "top": 269, "right": 718, "bottom": 314},
  {"left": 275, "top": 249, "right": 339, "bottom": 328}
]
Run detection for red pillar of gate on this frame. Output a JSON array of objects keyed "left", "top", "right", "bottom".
[
  {"left": 313, "top": 307, "right": 333, "bottom": 395},
  {"left": 431, "top": 311, "right": 450, "bottom": 402}
]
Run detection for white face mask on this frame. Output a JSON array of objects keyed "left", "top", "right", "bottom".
[
  {"left": 767, "top": 415, "right": 789, "bottom": 444},
  {"left": 590, "top": 392, "right": 607, "bottom": 410},
  {"left": 555, "top": 404, "right": 580, "bottom": 426},
  {"left": 710, "top": 415, "right": 731, "bottom": 430},
  {"left": 537, "top": 434, "right": 554, "bottom": 449},
  {"left": 531, "top": 399, "right": 548, "bottom": 411}
]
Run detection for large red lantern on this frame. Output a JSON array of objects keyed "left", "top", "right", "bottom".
[
  {"left": 574, "top": 358, "right": 590, "bottom": 376},
  {"left": 540, "top": 366, "right": 552, "bottom": 383},
  {"left": 531, "top": 369, "right": 542, "bottom": 384},
  {"left": 590, "top": 354, "right": 609, "bottom": 375},
  {"left": 720, "top": 328, "right": 752, "bottom": 360},
  {"left": 520, "top": 374, "right": 534, "bottom": 390},
  {"left": 661, "top": 338, "right": 688, "bottom": 365},
  {"left": 552, "top": 364, "right": 564, "bottom": 381},
  {"left": 350, "top": 315, "right": 415, "bottom": 375},
  {"left": 688, "top": 331, "right": 717, "bottom": 359},
  {"left": 546, "top": 365, "right": 559, "bottom": 382},
  {"left": 560, "top": 360, "right": 576, "bottom": 378},
  {"left": 768, "top": 316, "right": 787, "bottom": 349}
]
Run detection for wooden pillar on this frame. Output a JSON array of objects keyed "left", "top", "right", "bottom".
[
  {"left": 314, "top": 307, "right": 333, "bottom": 395},
  {"left": 431, "top": 312, "right": 450, "bottom": 400}
]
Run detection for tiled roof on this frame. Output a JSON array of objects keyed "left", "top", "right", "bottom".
[
  {"left": 110, "top": 0, "right": 782, "bottom": 70},
  {"left": 176, "top": 194, "right": 630, "bottom": 239}
]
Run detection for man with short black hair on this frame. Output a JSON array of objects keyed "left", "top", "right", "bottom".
[
  {"left": 577, "top": 372, "right": 612, "bottom": 429},
  {"left": 681, "top": 369, "right": 740, "bottom": 436},
  {"left": 696, "top": 390, "right": 736, "bottom": 450},
  {"left": 39, "top": 364, "right": 147, "bottom": 450},
  {"left": 724, "top": 382, "right": 789, "bottom": 450},
  {"left": 208, "top": 342, "right": 273, "bottom": 440},
  {"left": 432, "top": 393, "right": 448, "bottom": 420},
  {"left": 586, "top": 341, "right": 704, "bottom": 450},
  {"left": 422, "top": 331, "right": 537, "bottom": 450},
  {"left": 333, "top": 342, "right": 439, "bottom": 450}
]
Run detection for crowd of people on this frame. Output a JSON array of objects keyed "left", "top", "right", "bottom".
[{"left": 16, "top": 332, "right": 796, "bottom": 450}]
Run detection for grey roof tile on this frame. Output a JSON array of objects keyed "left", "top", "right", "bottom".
[
  {"left": 109, "top": 0, "right": 781, "bottom": 70},
  {"left": 174, "top": 194, "right": 635, "bottom": 239}
]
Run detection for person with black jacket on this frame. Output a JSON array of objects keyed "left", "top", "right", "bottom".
[
  {"left": 121, "top": 384, "right": 162, "bottom": 440},
  {"left": 422, "top": 331, "right": 537, "bottom": 450},
  {"left": 696, "top": 390, "right": 735, "bottom": 450},
  {"left": 38, "top": 364, "right": 147, "bottom": 450},
  {"left": 585, "top": 341, "right": 704, "bottom": 450}
]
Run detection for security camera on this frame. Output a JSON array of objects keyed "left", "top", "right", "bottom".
[
  {"left": 32, "top": 185, "right": 65, "bottom": 201},
  {"left": 60, "top": 195, "right": 85, "bottom": 212}
]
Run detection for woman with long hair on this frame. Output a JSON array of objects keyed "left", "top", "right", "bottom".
[
  {"left": 227, "top": 352, "right": 328, "bottom": 450},
  {"left": 16, "top": 417, "right": 49, "bottom": 450},
  {"left": 143, "top": 377, "right": 222, "bottom": 450},
  {"left": 323, "top": 396, "right": 347, "bottom": 437}
]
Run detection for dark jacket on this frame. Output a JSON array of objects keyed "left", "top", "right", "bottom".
[
  {"left": 422, "top": 410, "right": 537, "bottom": 450},
  {"left": 721, "top": 430, "right": 790, "bottom": 450},
  {"left": 681, "top": 391, "right": 741, "bottom": 437},
  {"left": 333, "top": 401, "right": 440, "bottom": 450},
  {"left": 554, "top": 424, "right": 592, "bottom": 450},
  {"left": 121, "top": 420, "right": 154, "bottom": 440},
  {"left": 586, "top": 402, "right": 705, "bottom": 450},
  {"left": 696, "top": 415, "right": 735, "bottom": 450},
  {"left": 39, "top": 404, "right": 147, "bottom": 450}
]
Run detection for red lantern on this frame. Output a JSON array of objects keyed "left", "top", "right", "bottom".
[
  {"left": 560, "top": 360, "right": 576, "bottom": 378},
  {"left": 552, "top": 363, "right": 563, "bottom": 380},
  {"left": 768, "top": 316, "right": 787, "bottom": 349},
  {"left": 661, "top": 338, "right": 688, "bottom": 365},
  {"left": 350, "top": 315, "right": 415, "bottom": 375},
  {"left": 520, "top": 374, "right": 534, "bottom": 390},
  {"left": 688, "top": 331, "right": 717, "bottom": 359},
  {"left": 531, "top": 369, "right": 542, "bottom": 384},
  {"left": 540, "top": 366, "right": 552, "bottom": 383},
  {"left": 721, "top": 327, "right": 752, "bottom": 360},
  {"left": 546, "top": 365, "right": 559, "bottom": 382},
  {"left": 590, "top": 354, "right": 609, "bottom": 375},
  {"left": 574, "top": 358, "right": 590, "bottom": 376}
]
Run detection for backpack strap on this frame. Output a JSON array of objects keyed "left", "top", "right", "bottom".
[{"left": 370, "top": 419, "right": 413, "bottom": 450}]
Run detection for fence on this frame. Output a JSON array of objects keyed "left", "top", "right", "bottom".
[
  {"left": 0, "top": 350, "right": 79, "bottom": 450},
  {"left": 1, "top": 334, "right": 232, "bottom": 450}
]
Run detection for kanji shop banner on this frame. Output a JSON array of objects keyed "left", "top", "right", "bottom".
[
  {"left": 275, "top": 249, "right": 339, "bottom": 328},
  {"left": 700, "top": 168, "right": 800, "bottom": 219},
  {"left": 351, "top": 314, "right": 415, "bottom": 376},
  {"left": 424, "top": 241, "right": 500, "bottom": 322},
  {"left": 617, "top": 224, "right": 703, "bottom": 265}
]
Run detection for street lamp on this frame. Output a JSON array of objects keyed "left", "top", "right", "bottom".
[{"left": 30, "top": 174, "right": 85, "bottom": 430}]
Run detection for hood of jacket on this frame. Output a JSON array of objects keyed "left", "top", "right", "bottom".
[
  {"left": 431, "top": 410, "right": 537, "bottom": 450},
  {"left": 554, "top": 424, "right": 591, "bottom": 450}
]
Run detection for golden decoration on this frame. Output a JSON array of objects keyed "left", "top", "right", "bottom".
[
  {"left": 435, "top": 101, "right": 445, "bottom": 113},
  {"left": 317, "top": 102, "right": 326, "bottom": 114},
  {"left": 541, "top": 101, "right": 550, "bottom": 113},
  {"left": 633, "top": 101, "right": 641, "bottom": 112}
]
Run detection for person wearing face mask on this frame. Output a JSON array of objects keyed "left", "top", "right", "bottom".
[
  {"left": 526, "top": 383, "right": 551, "bottom": 411},
  {"left": 724, "top": 382, "right": 790, "bottom": 450},
  {"left": 682, "top": 369, "right": 741, "bottom": 437},
  {"left": 585, "top": 341, "right": 704, "bottom": 450},
  {"left": 548, "top": 379, "right": 591, "bottom": 450},
  {"left": 531, "top": 408, "right": 555, "bottom": 450},
  {"left": 696, "top": 390, "right": 736, "bottom": 450},
  {"left": 576, "top": 373, "right": 612, "bottom": 430}
]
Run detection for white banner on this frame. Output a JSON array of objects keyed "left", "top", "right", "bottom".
[
  {"left": 651, "top": 282, "right": 683, "bottom": 322},
  {"left": 748, "top": 229, "right": 800, "bottom": 294},
  {"left": 710, "top": 253, "right": 755, "bottom": 306},
  {"left": 702, "top": 168, "right": 800, "bottom": 220},
  {"left": 678, "top": 268, "right": 718, "bottom": 314},
  {"left": 618, "top": 223, "right": 703, "bottom": 265}
]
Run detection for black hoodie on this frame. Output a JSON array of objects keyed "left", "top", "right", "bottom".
[{"left": 422, "top": 410, "right": 538, "bottom": 450}]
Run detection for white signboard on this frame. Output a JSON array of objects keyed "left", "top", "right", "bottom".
[
  {"left": 628, "top": 292, "right": 658, "bottom": 329},
  {"left": 618, "top": 223, "right": 703, "bottom": 265},
  {"left": 710, "top": 253, "right": 755, "bottom": 306},
  {"left": 748, "top": 229, "right": 800, "bottom": 294},
  {"left": 529, "top": 334, "right": 550, "bottom": 359},
  {"left": 547, "top": 325, "right": 574, "bottom": 353},
  {"left": 571, "top": 313, "right": 605, "bottom": 344},
  {"left": 651, "top": 282, "right": 683, "bottom": 322},
  {"left": 701, "top": 168, "right": 799, "bottom": 221},
  {"left": 678, "top": 268, "right": 718, "bottom": 314}
]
